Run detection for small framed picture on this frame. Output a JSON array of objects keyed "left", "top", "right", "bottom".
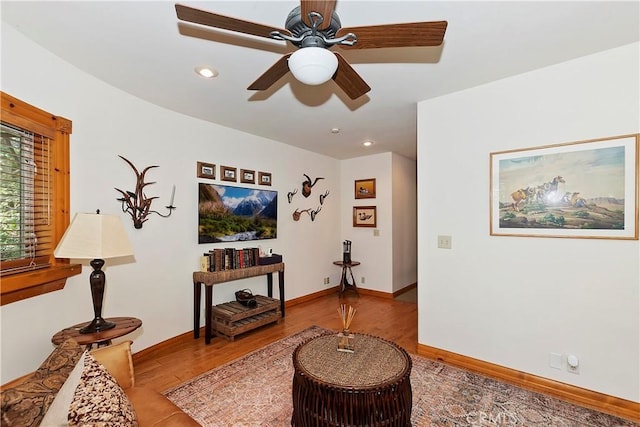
[
  {"left": 241, "top": 169, "right": 255, "bottom": 184},
  {"left": 259, "top": 171, "right": 272, "bottom": 186},
  {"left": 197, "top": 161, "right": 215, "bottom": 179},
  {"left": 353, "top": 206, "right": 377, "bottom": 228},
  {"left": 221, "top": 166, "right": 237, "bottom": 182},
  {"left": 355, "top": 178, "right": 376, "bottom": 199}
]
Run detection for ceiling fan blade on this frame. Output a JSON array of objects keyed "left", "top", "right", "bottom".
[
  {"left": 175, "top": 4, "right": 290, "bottom": 39},
  {"left": 332, "top": 53, "right": 371, "bottom": 100},
  {"left": 337, "top": 21, "right": 448, "bottom": 49},
  {"left": 248, "top": 54, "right": 292, "bottom": 91},
  {"left": 300, "top": 0, "right": 336, "bottom": 30}
]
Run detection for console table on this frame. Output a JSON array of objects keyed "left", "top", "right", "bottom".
[
  {"left": 292, "top": 333, "right": 412, "bottom": 426},
  {"left": 193, "top": 262, "right": 285, "bottom": 344}
]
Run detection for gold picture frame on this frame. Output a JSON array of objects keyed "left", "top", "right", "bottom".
[
  {"left": 197, "top": 161, "right": 215, "bottom": 179},
  {"left": 355, "top": 178, "right": 376, "bottom": 199},
  {"left": 221, "top": 166, "right": 237, "bottom": 182},
  {"left": 353, "top": 206, "right": 377, "bottom": 228},
  {"left": 259, "top": 171, "right": 272, "bottom": 186},
  {"left": 241, "top": 169, "right": 255, "bottom": 184},
  {"left": 490, "top": 134, "right": 639, "bottom": 239}
]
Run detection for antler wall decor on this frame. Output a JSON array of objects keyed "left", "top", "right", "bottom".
[
  {"left": 310, "top": 206, "right": 322, "bottom": 221},
  {"left": 114, "top": 155, "right": 176, "bottom": 229},
  {"left": 319, "top": 190, "right": 330, "bottom": 205},
  {"left": 301, "top": 174, "right": 324, "bottom": 198},
  {"left": 287, "top": 188, "right": 298, "bottom": 204},
  {"left": 290, "top": 172, "right": 329, "bottom": 223}
]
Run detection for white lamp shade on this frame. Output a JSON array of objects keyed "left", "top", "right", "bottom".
[
  {"left": 54, "top": 213, "right": 134, "bottom": 259},
  {"left": 288, "top": 47, "right": 338, "bottom": 86}
]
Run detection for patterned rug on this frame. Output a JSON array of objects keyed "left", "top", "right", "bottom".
[{"left": 164, "top": 326, "right": 637, "bottom": 426}]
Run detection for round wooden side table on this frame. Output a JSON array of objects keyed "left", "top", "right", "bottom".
[
  {"left": 333, "top": 260, "right": 360, "bottom": 296},
  {"left": 291, "top": 333, "right": 412, "bottom": 426},
  {"left": 51, "top": 317, "right": 142, "bottom": 348}
]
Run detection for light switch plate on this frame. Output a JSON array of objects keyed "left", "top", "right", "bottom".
[
  {"left": 437, "top": 235, "right": 452, "bottom": 249},
  {"left": 549, "top": 353, "right": 562, "bottom": 369}
]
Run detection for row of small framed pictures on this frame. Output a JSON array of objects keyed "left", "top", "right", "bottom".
[{"left": 197, "top": 161, "right": 272, "bottom": 186}]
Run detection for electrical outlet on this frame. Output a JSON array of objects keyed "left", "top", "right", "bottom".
[
  {"left": 373, "top": 229, "right": 380, "bottom": 237},
  {"left": 437, "top": 235, "right": 452, "bottom": 249},
  {"left": 567, "top": 354, "right": 580, "bottom": 374},
  {"left": 324, "top": 277, "right": 330, "bottom": 285},
  {"left": 361, "top": 276, "right": 365, "bottom": 284}
]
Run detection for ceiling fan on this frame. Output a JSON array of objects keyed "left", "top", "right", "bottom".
[{"left": 175, "top": 1, "right": 447, "bottom": 100}]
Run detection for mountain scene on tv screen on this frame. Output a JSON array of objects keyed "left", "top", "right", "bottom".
[{"left": 198, "top": 183, "right": 277, "bottom": 243}]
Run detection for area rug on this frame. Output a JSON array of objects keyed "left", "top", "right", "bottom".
[{"left": 164, "top": 326, "right": 637, "bottom": 426}]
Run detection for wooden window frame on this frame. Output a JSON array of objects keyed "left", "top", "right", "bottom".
[{"left": 1, "top": 92, "right": 81, "bottom": 305}]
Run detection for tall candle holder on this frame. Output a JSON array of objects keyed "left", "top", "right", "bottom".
[{"left": 114, "top": 155, "right": 176, "bottom": 229}]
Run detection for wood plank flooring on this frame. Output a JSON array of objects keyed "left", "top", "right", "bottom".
[{"left": 132, "top": 293, "right": 417, "bottom": 392}]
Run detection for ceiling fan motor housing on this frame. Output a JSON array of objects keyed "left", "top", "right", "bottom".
[{"left": 285, "top": 6, "right": 342, "bottom": 48}]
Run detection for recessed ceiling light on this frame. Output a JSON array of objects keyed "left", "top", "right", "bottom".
[
  {"left": 331, "top": 128, "right": 340, "bottom": 134},
  {"left": 363, "top": 141, "right": 374, "bottom": 147},
  {"left": 195, "top": 66, "right": 218, "bottom": 78}
]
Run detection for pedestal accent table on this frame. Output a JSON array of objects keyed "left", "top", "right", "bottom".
[
  {"left": 52, "top": 317, "right": 142, "bottom": 349},
  {"left": 333, "top": 260, "right": 360, "bottom": 297}
]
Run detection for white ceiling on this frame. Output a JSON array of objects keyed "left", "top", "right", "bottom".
[{"left": 2, "top": 1, "right": 639, "bottom": 160}]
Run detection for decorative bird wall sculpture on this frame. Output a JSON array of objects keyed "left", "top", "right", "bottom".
[{"left": 114, "top": 155, "right": 159, "bottom": 229}]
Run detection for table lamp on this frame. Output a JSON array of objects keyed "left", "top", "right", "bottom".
[{"left": 54, "top": 210, "right": 134, "bottom": 334}]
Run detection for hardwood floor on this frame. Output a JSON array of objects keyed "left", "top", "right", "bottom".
[{"left": 132, "top": 292, "right": 417, "bottom": 392}]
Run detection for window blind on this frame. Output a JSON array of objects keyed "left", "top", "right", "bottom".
[{"left": 0, "top": 122, "right": 52, "bottom": 275}]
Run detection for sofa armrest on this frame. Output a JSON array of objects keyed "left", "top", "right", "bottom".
[{"left": 90, "top": 341, "right": 135, "bottom": 389}]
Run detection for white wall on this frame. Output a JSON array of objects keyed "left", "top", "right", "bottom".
[
  {"left": 340, "top": 153, "right": 393, "bottom": 292},
  {"left": 392, "top": 153, "right": 417, "bottom": 292},
  {"left": 340, "top": 152, "right": 417, "bottom": 294},
  {"left": 1, "top": 24, "right": 341, "bottom": 382},
  {"left": 417, "top": 42, "right": 639, "bottom": 401}
]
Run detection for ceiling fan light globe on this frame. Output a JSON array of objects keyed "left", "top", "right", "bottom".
[{"left": 288, "top": 47, "right": 338, "bottom": 86}]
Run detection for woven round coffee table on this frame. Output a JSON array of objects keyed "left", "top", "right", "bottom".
[{"left": 291, "top": 333, "right": 412, "bottom": 426}]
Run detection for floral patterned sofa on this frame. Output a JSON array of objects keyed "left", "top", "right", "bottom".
[{"left": 1, "top": 338, "right": 200, "bottom": 426}]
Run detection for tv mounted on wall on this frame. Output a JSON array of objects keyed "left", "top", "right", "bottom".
[{"left": 198, "top": 183, "right": 277, "bottom": 243}]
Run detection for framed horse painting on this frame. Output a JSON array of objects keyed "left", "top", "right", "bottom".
[{"left": 490, "top": 134, "right": 639, "bottom": 239}]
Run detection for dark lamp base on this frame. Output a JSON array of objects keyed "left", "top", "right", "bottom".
[{"left": 80, "top": 317, "right": 116, "bottom": 334}]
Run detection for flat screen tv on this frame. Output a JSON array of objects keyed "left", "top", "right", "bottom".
[{"left": 198, "top": 183, "right": 277, "bottom": 243}]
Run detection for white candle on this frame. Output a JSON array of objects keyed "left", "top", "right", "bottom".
[{"left": 169, "top": 184, "right": 176, "bottom": 206}]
